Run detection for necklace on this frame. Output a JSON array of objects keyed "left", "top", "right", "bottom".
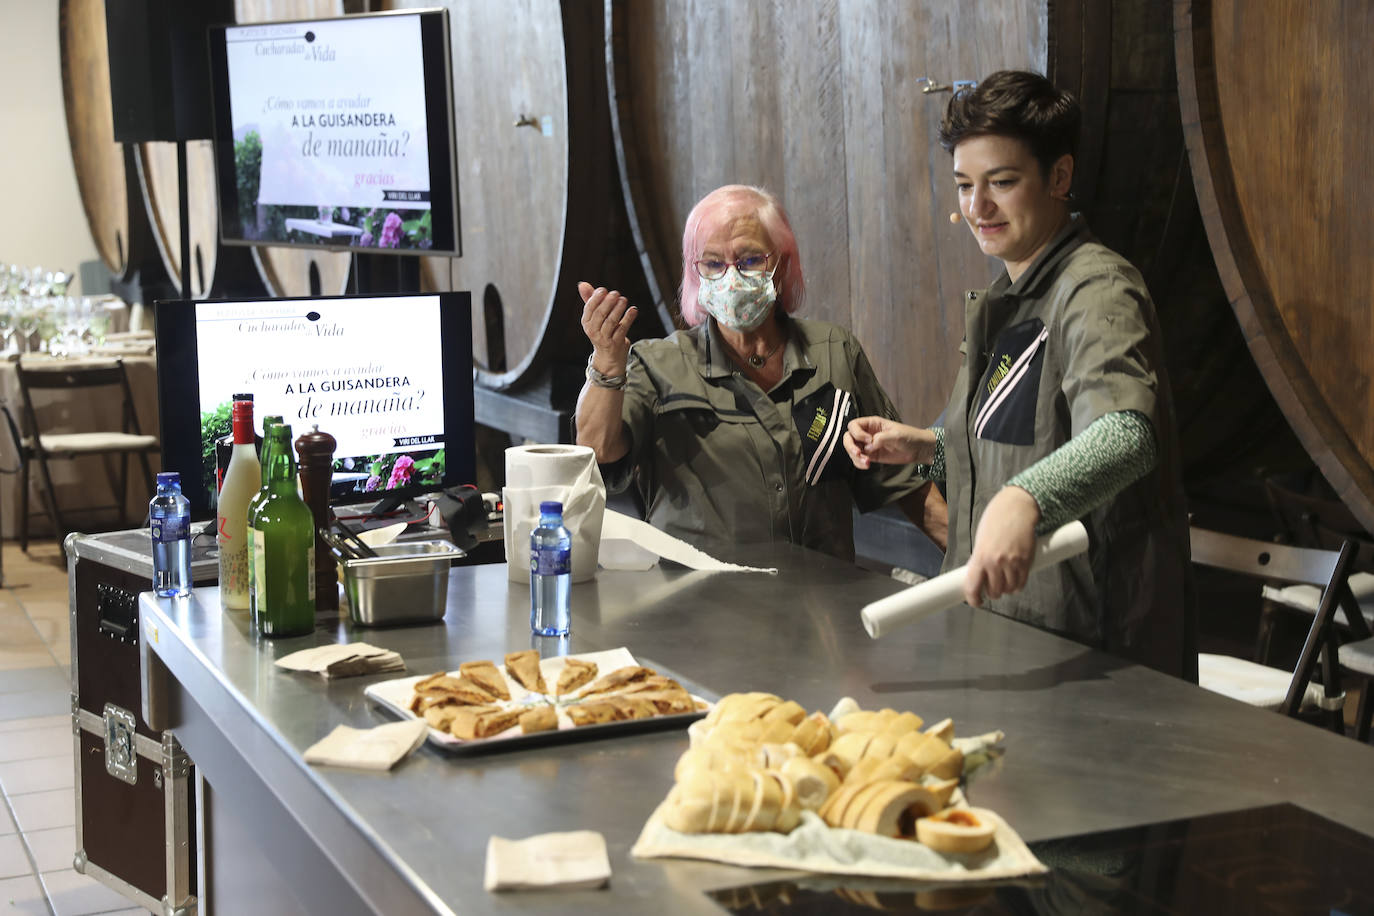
[{"left": 746, "top": 338, "right": 784, "bottom": 369}]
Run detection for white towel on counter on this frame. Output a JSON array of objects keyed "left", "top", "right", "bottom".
[
  {"left": 303, "top": 720, "right": 428, "bottom": 770},
  {"left": 484, "top": 830, "right": 612, "bottom": 892}
]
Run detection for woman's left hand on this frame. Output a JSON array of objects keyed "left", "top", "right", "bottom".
[{"left": 963, "top": 486, "right": 1041, "bottom": 607}]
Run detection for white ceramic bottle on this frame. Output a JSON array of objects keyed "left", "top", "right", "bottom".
[{"left": 217, "top": 396, "right": 261, "bottom": 609}]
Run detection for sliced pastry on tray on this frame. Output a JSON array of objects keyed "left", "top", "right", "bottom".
[
  {"left": 458, "top": 660, "right": 511, "bottom": 700},
  {"left": 503, "top": 650, "right": 548, "bottom": 694},
  {"left": 555, "top": 657, "right": 598, "bottom": 696}
]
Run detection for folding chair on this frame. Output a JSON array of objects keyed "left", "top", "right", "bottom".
[
  {"left": 1190, "top": 526, "right": 1361, "bottom": 734},
  {"left": 5, "top": 357, "right": 159, "bottom": 549}
]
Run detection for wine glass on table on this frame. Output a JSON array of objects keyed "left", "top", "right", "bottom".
[
  {"left": 15, "top": 301, "right": 41, "bottom": 354},
  {"left": 0, "top": 297, "right": 17, "bottom": 354}
]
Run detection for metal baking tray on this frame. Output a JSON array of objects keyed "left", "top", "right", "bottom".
[{"left": 364, "top": 647, "right": 716, "bottom": 755}]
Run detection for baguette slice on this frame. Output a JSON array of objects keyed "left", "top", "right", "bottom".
[
  {"left": 742, "top": 769, "right": 783, "bottom": 832},
  {"left": 916, "top": 807, "right": 996, "bottom": 853},
  {"left": 780, "top": 756, "right": 836, "bottom": 810},
  {"left": 662, "top": 784, "right": 714, "bottom": 834},
  {"left": 927, "top": 746, "right": 964, "bottom": 781},
  {"left": 458, "top": 660, "right": 511, "bottom": 700},
  {"left": 723, "top": 771, "right": 755, "bottom": 833},
  {"left": 851, "top": 782, "right": 941, "bottom": 837},
  {"left": 835, "top": 781, "right": 893, "bottom": 831}
]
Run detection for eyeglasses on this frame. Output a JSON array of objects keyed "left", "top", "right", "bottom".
[{"left": 694, "top": 252, "right": 773, "bottom": 281}]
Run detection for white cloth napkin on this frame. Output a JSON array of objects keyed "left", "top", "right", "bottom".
[
  {"left": 275, "top": 642, "right": 406, "bottom": 678},
  {"left": 484, "top": 831, "right": 612, "bottom": 892},
  {"left": 303, "top": 720, "right": 428, "bottom": 770},
  {"left": 631, "top": 807, "right": 1045, "bottom": 882},
  {"left": 599, "top": 510, "right": 778, "bottom": 574}
]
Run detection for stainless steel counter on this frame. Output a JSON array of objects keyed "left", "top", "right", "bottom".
[{"left": 139, "top": 542, "right": 1374, "bottom": 914}]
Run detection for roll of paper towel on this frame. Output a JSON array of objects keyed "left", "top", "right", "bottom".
[{"left": 503, "top": 445, "right": 606, "bottom": 583}]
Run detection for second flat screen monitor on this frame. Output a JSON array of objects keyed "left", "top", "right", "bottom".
[{"left": 208, "top": 9, "right": 459, "bottom": 255}]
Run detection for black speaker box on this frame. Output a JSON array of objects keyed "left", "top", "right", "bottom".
[{"left": 105, "top": 0, "right": 235, "bottom": 142}]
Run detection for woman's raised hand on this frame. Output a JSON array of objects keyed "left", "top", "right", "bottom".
[
  {"left": 844, "top": 417, "right": 927, "bottom": 469},
  {"left": 579, "top": 281, "right": 638, "bottom": 375}
]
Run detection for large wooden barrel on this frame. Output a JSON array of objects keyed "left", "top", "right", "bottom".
[
  {"left": 234, "top": 0, "right": 355, "bottom": 298},
  {"left": 1176, "top": 0, "right": 1374, "bottom": 533},
  {"left": 381, "top": 0, "right": 655, "bottom": 388},
  {"left": 59, "top": 0, "right": 157, "bottom": 282},
  {"left": 134, "top": 141, "right": 225, "bottom": 298},
  {"left": 607, "top": 0, "right": 1307, "bottom": 489}
]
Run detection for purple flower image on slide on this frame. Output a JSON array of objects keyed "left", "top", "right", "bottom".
[
  {"left": 388, "top": 455, "right": 415, "bottom": 488},
  {"left": 364, "top": 474, "right": 382, "bottom": 492},
  {"left": 379, "top": 211, "right": 403, "bottom": 248},
  {"left": 358, "top": 231, "right": 374, "bottom": 247}
]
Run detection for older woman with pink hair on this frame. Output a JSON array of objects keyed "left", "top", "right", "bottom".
[{"left": 575, "top": 184, "right": 945, "bottom": 561}]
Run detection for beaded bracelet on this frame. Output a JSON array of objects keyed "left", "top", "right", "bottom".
[{"left": 585, "top": 355, "right": 627, "bottom": 390}]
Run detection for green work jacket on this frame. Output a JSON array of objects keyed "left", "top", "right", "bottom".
[
  {"left": 941, "top": 217, "right": 1196, "bottom": 679},
  {"left": 602, "top": 315, "right": 928, "bottom": 561}
]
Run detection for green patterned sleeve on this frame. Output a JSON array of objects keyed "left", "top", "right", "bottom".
[
  {"left": 914, "top": 426, "right": 946, "bottom": 482},
  {"left": 1007, "top": 410, "right": 1157, "bottom": 534}
]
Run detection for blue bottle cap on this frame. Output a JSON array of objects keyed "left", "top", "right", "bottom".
[
  {"left": 156, "top": 471, "right": 180, "bottom": 486},
  {"left": 539, "top": 500, "right": 563, "bottom": 514}
]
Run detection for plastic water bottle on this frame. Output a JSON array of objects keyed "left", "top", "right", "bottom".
[
  {"left": 529, "top": 500, "right": 571, "bottom": 636},
  {"left": 150, "top": 472, "right": 192, "bottom": 598}
]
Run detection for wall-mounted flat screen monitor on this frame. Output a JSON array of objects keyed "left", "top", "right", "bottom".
[
  {"left": 207, "top": 9, "right": 459, "bottom": 255},
  {"left": 154, "top": 292, "right": 475, "bottom": 520}
]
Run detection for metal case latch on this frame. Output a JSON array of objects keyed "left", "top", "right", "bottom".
[{"left": 103, "top": 703, "right": 138, "bottom": 785}]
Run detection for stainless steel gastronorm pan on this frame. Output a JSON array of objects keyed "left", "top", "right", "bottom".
[{"left": 342, "top": 540, "right": 464, "bottom": 627}]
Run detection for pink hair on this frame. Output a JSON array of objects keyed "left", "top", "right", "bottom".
[{"left": 677, "top": 185, "right": 806, "bottom": 327}]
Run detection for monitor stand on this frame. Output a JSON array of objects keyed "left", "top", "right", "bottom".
[{"left": 366, "top": 492, "right": 408, "bottom": 518}]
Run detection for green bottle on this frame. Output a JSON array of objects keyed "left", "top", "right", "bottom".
[
  {"left": 246, "top": 415, "right": 284, "bottom": 612},
  {"left": 250, "top": 423, "right": 315, "bottom": 638}
]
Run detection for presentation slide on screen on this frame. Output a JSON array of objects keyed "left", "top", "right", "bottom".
[
  {"left": 224, "top": 16, "right": 435, "bottom": 248},
  {"left": 196, "top": 297, "right": 446, "bottom": 498}
]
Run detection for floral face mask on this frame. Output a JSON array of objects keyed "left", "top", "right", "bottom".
[{"left": 697, "top": 266, "right": 778, "bottom": 332}]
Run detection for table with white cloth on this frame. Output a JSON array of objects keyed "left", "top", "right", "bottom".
[{"left": 0, "top": 347, "right": 158, "bottom": 540}]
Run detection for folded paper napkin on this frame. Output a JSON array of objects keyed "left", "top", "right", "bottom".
[
  {"left": 275, "top": 643, "right": 405, "bottom": 678},
  {"left": 303, "top": 720, "right": 428, "bottom": 770},
  {"left": 484, "top": 830, "right": 612, "bottom": 892}
]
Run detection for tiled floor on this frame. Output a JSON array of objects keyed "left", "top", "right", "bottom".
[{"left": 0, "top": 541, "right": 145, "bottom": 915}]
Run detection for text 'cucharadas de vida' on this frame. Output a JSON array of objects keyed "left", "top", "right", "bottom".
[{"left": 237, "top": 320, "right": 343, "bottom": 335}]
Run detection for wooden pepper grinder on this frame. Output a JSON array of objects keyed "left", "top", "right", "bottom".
[{"left": 294, "top": 424, "right": 339, "bottom": 611}]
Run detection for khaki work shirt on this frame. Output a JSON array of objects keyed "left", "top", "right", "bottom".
[
  {"left": 602, "top": 316, "right": 928, "bottom": 561},
  {"left": 942, "top": 218, "right": 1196, "bottom": 679}
]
